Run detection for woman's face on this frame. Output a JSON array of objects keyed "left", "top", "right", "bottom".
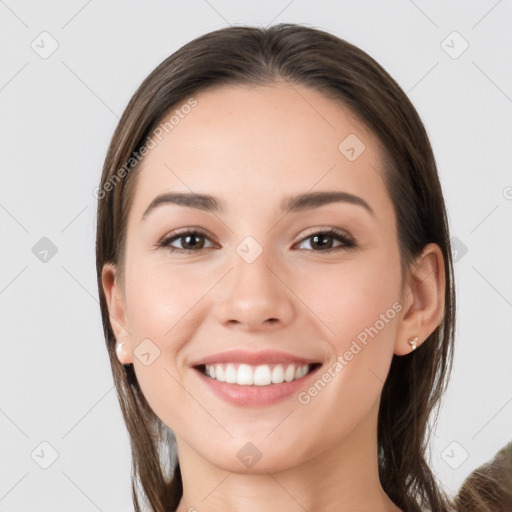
[{"left": 105, "top": 82, "right": 409, "bottom": 473}]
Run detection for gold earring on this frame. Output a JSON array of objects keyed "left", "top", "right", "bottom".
[{"left": 407, "top": 337, "right": 418, "bottom": 351}]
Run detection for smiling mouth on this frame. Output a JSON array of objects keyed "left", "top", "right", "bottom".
[{"left": 194, "top": 362, "right": 322, "bottom": 386}]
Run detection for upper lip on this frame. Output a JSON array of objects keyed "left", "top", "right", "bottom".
[{"left": 190, "top": 349, "right": 321, "bottom": 367}]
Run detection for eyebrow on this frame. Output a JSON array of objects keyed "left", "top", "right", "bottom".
[{"left": 141, "top": 190, "right": 374, "bottom": 220}]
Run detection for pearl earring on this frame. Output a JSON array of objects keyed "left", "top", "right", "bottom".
[
  {"left": 408, "top": 337, "right": 418, "bottom": 351},
  {"left": 115, "top": 342, "right": 125, "bottom": 362}
]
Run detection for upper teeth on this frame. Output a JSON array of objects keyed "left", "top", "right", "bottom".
[{"left": 204, "top": 363, "right": 310, "bottom": 386}]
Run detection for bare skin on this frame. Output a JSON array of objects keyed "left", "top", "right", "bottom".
[{"left": 102, "top": 81, "right": 445, "bottom": 512}]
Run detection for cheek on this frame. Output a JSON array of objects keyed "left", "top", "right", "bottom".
[
  {"left": 290, "top": 254, "right": 402, "bottom": 433},
  {"left": 124, "top": 252, "right": 208, "bottom": 344},
  {"left": 296, "top": 251, "right": 402, "bottom": 362},
  {"left": 121, "top": 247, "right": 234, "bottom": 399},
  {"left": 122, "top": 261, "right": 205, "bottom": 423}
]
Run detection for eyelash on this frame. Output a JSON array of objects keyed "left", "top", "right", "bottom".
[{"left": 157, "top": 227, "right": 356, "bottom": 254}]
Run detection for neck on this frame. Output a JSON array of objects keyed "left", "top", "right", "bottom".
[{"left": 174, "top": 399, "right": 402, "bottom": 512}]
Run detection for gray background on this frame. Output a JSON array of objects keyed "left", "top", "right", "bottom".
[{"left": 1, "top": 0, "right": 511, "bottom": 510}]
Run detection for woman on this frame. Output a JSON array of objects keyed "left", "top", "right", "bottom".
[{"left": 96, "top": 23, "right": 466, "bottom": 511}]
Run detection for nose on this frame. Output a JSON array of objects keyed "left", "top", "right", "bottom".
[{"left": 214, "top": 247, "right": 295, "bottom": 332}]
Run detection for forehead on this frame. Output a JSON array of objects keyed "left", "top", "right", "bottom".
[{"left": 128, "top": 81, "right": 391, "bottom": 222}]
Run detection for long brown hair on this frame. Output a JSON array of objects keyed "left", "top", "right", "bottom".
[{"left": 96, "top": 23, "right": 460, "bottom": 511}]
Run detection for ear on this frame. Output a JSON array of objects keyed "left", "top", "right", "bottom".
[
  {"left": 394, "top": 243, "right": 446, "bottom": 355},
  {"left": 101, "top": 263, "right": 133, "bottom": 365}
]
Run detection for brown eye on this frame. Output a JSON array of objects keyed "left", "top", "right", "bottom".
[
  {"left": 159, "top": 230, "right": 214, "bottom": 253},
  {"left": 158, "top": 227, "right": 355, "bottom": 254},
  {"left": 296, "top": 229, "right": 355, "bottom": 252}
]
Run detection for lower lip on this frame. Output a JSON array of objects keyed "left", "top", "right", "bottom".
[{"left": 193, "top": 365, "right": 322, "bottom": 407}]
